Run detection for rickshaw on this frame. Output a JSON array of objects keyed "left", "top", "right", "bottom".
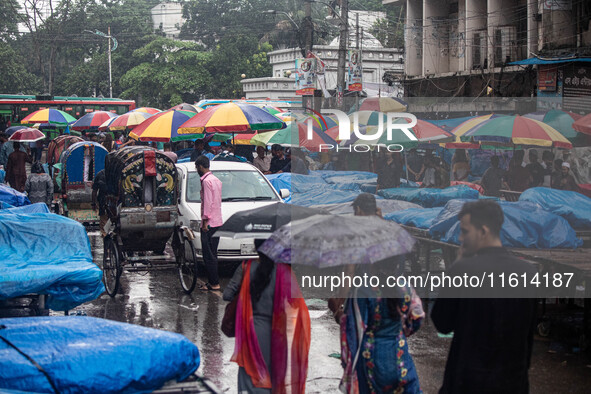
[
  {"left": 54, "top": 141, "right": 108, "bottom": 224},
  {"left": 102, "top": 146, "right": 198, "bottom": 296},
  {"left": 46, "top": 135, "right": 84, "bottom": 167}
]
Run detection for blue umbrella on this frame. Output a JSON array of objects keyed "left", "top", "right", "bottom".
[{"left": 4, "top": 126, "right": 27, "bottom": 135}]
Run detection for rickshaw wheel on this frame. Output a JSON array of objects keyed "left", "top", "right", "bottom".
[
  {"left": 176, "top": 236, "right": 198, "bottom": 294},
  {"left": 103, "top": 236, "right": 121, "bottom": 297}
]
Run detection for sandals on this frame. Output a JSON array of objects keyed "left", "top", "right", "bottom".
[{"left": 198, "top": 282, "right": 222, "bottom": 292}]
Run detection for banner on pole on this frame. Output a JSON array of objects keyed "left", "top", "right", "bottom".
[
  {"left": 347, "top": 50, "right": 363, "bottom": 92},
  {"left": 295, "top": 58, "right": 316, "bottom": 96}
]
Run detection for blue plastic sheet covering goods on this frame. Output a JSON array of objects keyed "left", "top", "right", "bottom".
[
  {"left": 310, "top": 199, "right": 422, "bottom": 216},
  {"left": 0, "top": 184, "right": 30, "bottom": 207},
  {"left": 0, "top": 316, "right": 200, "bottom": 393},
  {"left": 0, "top": 213, "right": 104, "bottom": 310},
  {"left": 519, "top": 187, "right": 591, "bottom": 230},
  {"left": 429, "top": 199, "right": 582, "bottom": 249},
  {"left": 385, "top": 207, "right": 444, "bottom": 229},
  {"left": 378, "top": 185, "right": 479, "bottom": 208},
  {"left": 0, "top": 202, "right": 50, "bottom": 214}
]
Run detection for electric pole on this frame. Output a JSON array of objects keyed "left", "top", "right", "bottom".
[
  {"left": 108, "top": 26, "right": 113, "bottom": 98},
  {"left": 302, "top": 0, "right": 314, "bottom": 56},
  {"left": 336, "top": 0, "right": 349, "bottom": 108}
]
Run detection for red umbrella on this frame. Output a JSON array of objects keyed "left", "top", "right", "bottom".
[
  {"left": 8, "top": 128, "right": 45, "bottom": 142},
  {"left": 572, "top": 113, "right": 591, "bottom": 135}
]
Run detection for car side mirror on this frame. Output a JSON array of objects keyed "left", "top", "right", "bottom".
[{"left": 279, "top": 189, "right": 290, "bottom": 199}]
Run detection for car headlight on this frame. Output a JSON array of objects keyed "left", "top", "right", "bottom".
[{"left": 190, "top": 220, "right": 201, "bottom": 231}]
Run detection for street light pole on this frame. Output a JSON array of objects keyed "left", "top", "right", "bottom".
[
  {"left": 107, "top": 26, "right": 112, "bottom": 98},
  {"left": 336, "top": 0, "right": 349, "bottom": 108}
]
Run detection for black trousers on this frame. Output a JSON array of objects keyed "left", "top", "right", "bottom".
[{"left": 201, "top": 226, "right": 220, "bottom": 286}]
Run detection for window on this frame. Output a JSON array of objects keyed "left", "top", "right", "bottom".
[{"left": 186, "top": 170, "right": 278, "bottom": 202}]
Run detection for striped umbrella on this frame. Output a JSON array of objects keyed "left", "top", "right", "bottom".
[
  {"left": 70, "top": 111, "right": 118, "bottom": 131},
  {"left": 178, "top": 102, "right": 285, "bottom": 134},
  {"left": 99, "top": 111, "right": 153, "bottom": 131},
  {"left": 131, "top": 107, "right": 162, "bottom": 114},
  {"left": 571, "top": 113, "right": 591, "bottom": 136},
  {"left": 129, "top": 110, "right": 198, "bottom": 142},
  {"left": 258, "top": 105, "right": 285, "bottom": 116},
  {"left": 21, "top": 109, "right": 76, "bottom": 125},
  {"left": 170, "top": 103, "right": 203, "bottom": 113},
  {"left": 250, "top": 121, "right": 336, "bottom": 152},
  {"left": 524, "top": 110, "right": 588, "bottom": 146},
  {"left": 461, "top": 115, "right": 572, "bottom": 149},
  {"left": 358, "top": 97, "right": 407, "bottom": 113}
]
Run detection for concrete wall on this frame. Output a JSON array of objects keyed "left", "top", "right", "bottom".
[
  {"left": 151, "top": 3, "right": 183, "bottom": 38},
  {"left": 423, "top": 0, "right": 450, "bottom": 75},
  {"left": 406, "top": 0, "right": 423, "bottom": 76},
  {"left": 466, "top": 0, "right": 488, "bottom": 69}
]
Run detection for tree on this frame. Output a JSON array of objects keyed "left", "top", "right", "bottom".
[
  {"left": 206, "top": 36, "right": 272, "bottom": 98},
  {"left": 0, "top": 0, "right": 21, "bottom": 40},
  {"left": 120, "top": 37, "right": 212, "bottom": 108},
  {"left": 0, "top": 42, "right": 40, "bottom": 93}
]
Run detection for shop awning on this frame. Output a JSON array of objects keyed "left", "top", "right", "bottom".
[{"left": 510, "top": 57, "right": 591, "bottom": 65}]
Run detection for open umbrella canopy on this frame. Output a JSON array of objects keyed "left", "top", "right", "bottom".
[
  {"left": 258, "top": 214, "right": 415, "bottom": 267},
  {"left": 100, "top": 111, "right": 153, "bottom": 131},
  {"left": 214, "top": 203, "right": 330, "bottom": 239},
  {"left": 21, "top": 109, "right": 76, "bottom": 125},
  {"left": 461, "top": 115, "right": 572, "bottom": 148},
  {"left": 169, "top": 103, "right": 203, "bottom": 113},
  {"left": 250, "top": 120, "right": 336, "bottom": 151},
  {"left": 258, "top": 105, "right": 285, "bottom": 116},
  {"left": 70, "top": 111, "right": 118, "bottom": 131},
  {"left": 129, "top": 110, "right": 198, "bottom": 142},
  {"left": 178, "top": 102, "right": 285, "bottom": 134},
  {"left": 372, "top": 118, "right": 454, "bottom": 148},
  {"left": 524, "top": 110, "right": 589, "bottom": 146},
  {"left": 8, "top": 128, "right": 45, "bottom": 142},
  {"left": 358, "top": 97, "right": 407, "bottom": 113},
  {"left": 131, "top": 107, "right": 162, "bottom": 114},
  {"left": 4, "top": 126, "right": 27, "bottom": 136},
  {"left": 572, "top": 113, "right": 591, "bottom": 136}
]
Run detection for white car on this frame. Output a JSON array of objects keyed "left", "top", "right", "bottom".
[{"left": 175, "top": 161, "right": 289, "bottom": 261}]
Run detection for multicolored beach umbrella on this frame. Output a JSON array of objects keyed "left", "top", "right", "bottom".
[
  {"left": 100, "top": 111, "right": 153, "bottom": 131},
  {"left": 524, "top": 110, "right": 588, "bottom": 146},
  {"left": 358, "top": 97, "right": 407, "bottom": 113},
  {"left": 70, "top": 111, "right": 118, "bottom": 131},
  {"left": 129, "top": 110, "right": 198, "bottom": 142},
  {"left": 21, "top": 109, "right": 76, "bottom": 125},
  {"left": 258, "top": 105, "right": 285, "bottom": 116},
  {"left": 573, "top": 113, "right": 591, "bottom": 135},
  {"left": 178, "top": 102, "right": 285, "bottom": 134},
  {"left": 250, "top": 121, "right": 336, "bottom": 152},
  {"left": 131, "top": 107, "right": 162, "bottom": 114},
  {"left": 461, "top": 115, "right": 572, "bottom": 149}
]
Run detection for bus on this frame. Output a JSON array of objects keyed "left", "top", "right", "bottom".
[
  {"left": 0, "top": 94, "right": 136, "bottom": 124},
  {"left": 195, "top": 99, "right": 301, "bottom": 110}
]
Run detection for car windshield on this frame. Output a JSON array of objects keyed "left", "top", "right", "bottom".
[{"left": 186, "top": 170, "right": 279, "bottom": 203}]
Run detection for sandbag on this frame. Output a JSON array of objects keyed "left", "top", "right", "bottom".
[
  {"left": 0, "top": 316, "right": 200, "bottom": 393},
  {"left": 519, "top": 187, "right": 591, "bottom": 230}
]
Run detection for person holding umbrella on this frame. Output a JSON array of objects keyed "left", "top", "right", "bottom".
[{"left": 6, "top": 141, "right": 32, "bottom": 192}]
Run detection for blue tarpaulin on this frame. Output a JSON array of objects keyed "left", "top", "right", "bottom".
[
  {"left": 429, "top": 199, "right": 582, "bottom": 249},
  {"left": 0, "top": 213, "right": 104, "bottom": 310},
  {"left": 0, "top": 202, "right": 50, "bottom": 214},
  {"left": 378, "top": 185, "right": 479, "bottom": 208},
  {"left": 385, "top": 207, "right": 443, "bottom": 229},
  {"left": 519, "top": 187, "right": 591, "bottom": 230},
  {"left": 0, "top": 316, "right": 200, "bottom": 393},
  {"left": 509, "top": 57, "right": 591, "bottom": 65},
  {"left": 0, "top": 184, "right": 30, "bottom": 207}
]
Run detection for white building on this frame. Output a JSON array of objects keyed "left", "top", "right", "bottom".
[{"left": 151, "top": 2, "right": 184, "bottom": 39}]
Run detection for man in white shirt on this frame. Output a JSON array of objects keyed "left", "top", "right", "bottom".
[{"left": 252, "top": 146, "right": 271, "bottom": 172}]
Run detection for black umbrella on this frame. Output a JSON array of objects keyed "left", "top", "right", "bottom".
[
  {"left": 214, "top": 202, "right": 330, "bottom": 239},
  {"left": 4, "top": 126, "right": 27, "bottom": 135}
]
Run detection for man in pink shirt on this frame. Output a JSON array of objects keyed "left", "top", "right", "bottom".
[{"left": 196, "top": 155, "right": 223, "bottom": 290}]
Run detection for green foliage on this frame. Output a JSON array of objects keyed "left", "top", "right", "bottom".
[{"left": 0, "top": 42, "right": 40, "bottom": 93}]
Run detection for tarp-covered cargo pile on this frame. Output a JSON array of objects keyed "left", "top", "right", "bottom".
[{"left": 0, "top": 201, "right": 104, "bottom": 311}]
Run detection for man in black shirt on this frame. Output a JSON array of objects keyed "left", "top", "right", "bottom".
[
  {"left": 432, "top": 200, "right": 537, "bottom": 394},
  {"left": 92, "top": 169, "right": 108, "bottom": 237},
  {"left": 525, "top": 150, "right": 544, "bottom": 187},
  {"left": 268, "top": 144, "right": 289, "bottom": 174}
]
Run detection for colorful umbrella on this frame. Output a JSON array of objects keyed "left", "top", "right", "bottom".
[
  {"left": 21, "top": 109, "right": 76, "bottom": 125},
  {"left": 70, "top": 111, "right": 118, "bottom": 131},
  {"left": 571, "top": 113, "right": 591, "bottom": 136},
  {"left": 131, "top": 107, "right": 162, "bottom": 114},
  {"left": 250, "top": 121, "right": 336, "bottom": 151},
  {"left": 100, "top": 111, "right": 153, "bottom": 131},
  {"left": 358, "top": 97, "right": 407, "bottom": 113},
  {"left": 258, "top": 105, "right": 285, "bottom": 116},
  {"left": 461, "top": 115, "right": 572, "bottom": 149},
  {"left": 8, "top": 127, "right": 45, "bottom": 142},
  {"left": 170, "top": 103, "right": 203, "bottom": 113},
  {"left": 4, "top": 126, "right": 27, "bottom": 136},
  {"left": 178, "top": 102, "right": 285, "bottom": 134},
  {"left": 444, "top": 114, "right": 507, "bottom": 149},
  {"left": 129, "top": 110, "right": 198, "bottom": 142},
  {"left": 524, "top": 110, "right": 588, "bottom": 146}
]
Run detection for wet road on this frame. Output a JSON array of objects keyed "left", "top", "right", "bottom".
[{"left": 71, "top": 231, "right": 591, "bottom": 393}]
